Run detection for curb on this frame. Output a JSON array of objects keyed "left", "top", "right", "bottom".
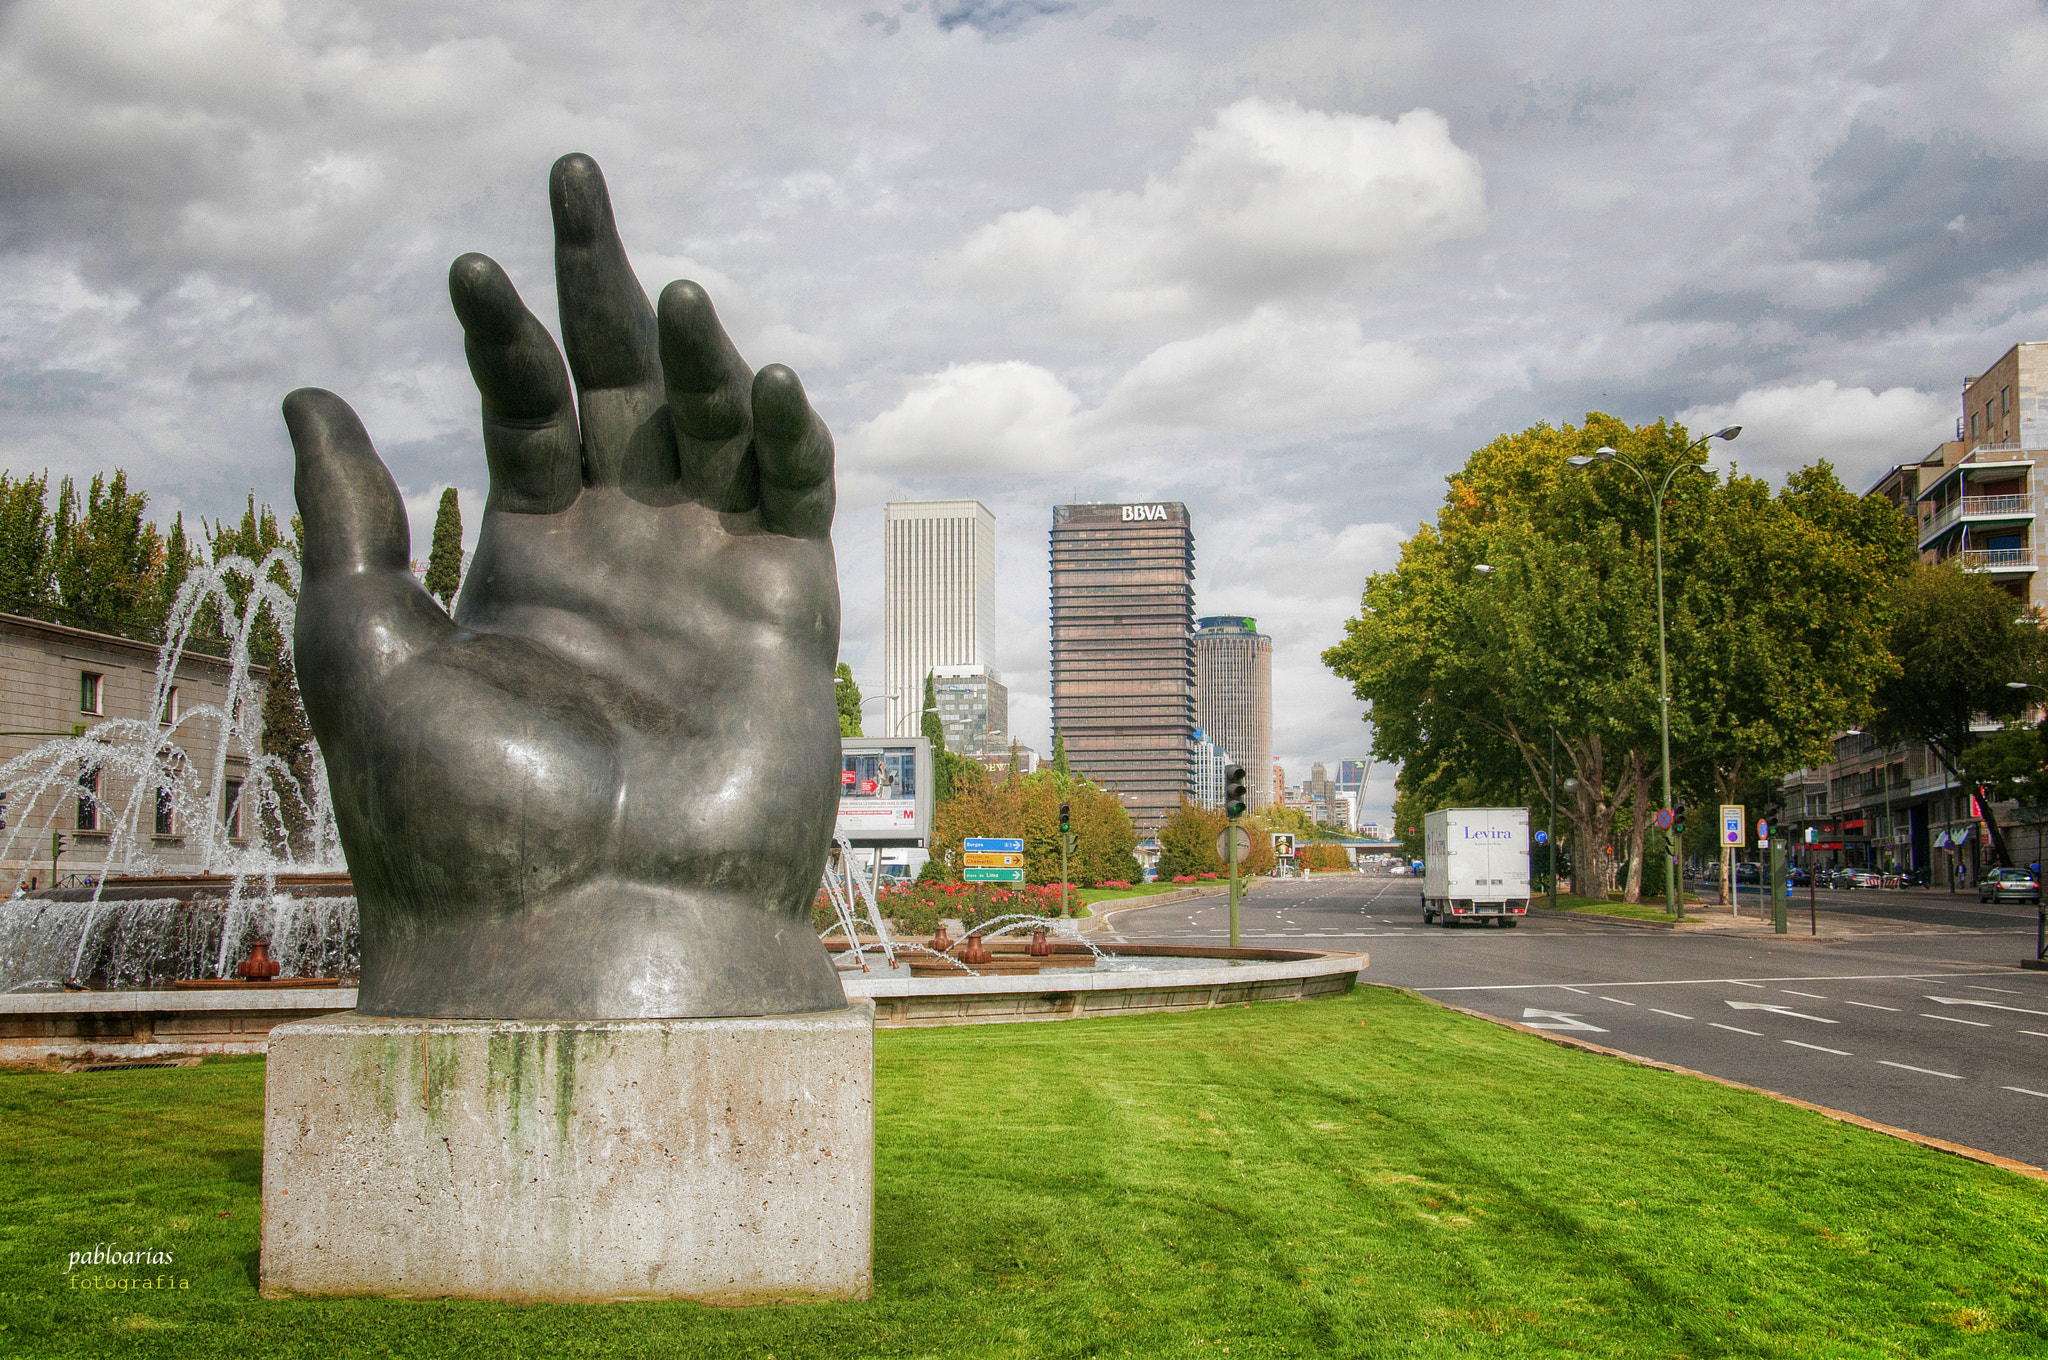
[
  {"left": 1529, "top": 907, "right": 1693, "bottom": 930},
  {"left": 1375, "top": 984, "right": 2047, "bottom": 1184},
  {"left": 1085, "top": 881, "right": 1263, "bottom": 934}
]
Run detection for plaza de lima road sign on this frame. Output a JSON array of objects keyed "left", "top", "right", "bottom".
[{"left": 963, "top": 836, "right": 1025, "bottom": 883}]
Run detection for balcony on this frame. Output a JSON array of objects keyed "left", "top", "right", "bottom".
[
  {"left": 1919, "top": 492, "right": 2036, "bottom": 549},
  {"left": 1957, "top": 547, "right": 2037, "bottom": 573},
  {"left": 1919, "top": 444, "right": 2037, "bottom": 507}
]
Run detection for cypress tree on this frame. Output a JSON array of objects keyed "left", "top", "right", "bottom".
[
  {"left": 261, "top": 651, "right": 318, "bottom": 859},
  {"left": 424, "top": 487, "right": 463, "bottom": 611}
]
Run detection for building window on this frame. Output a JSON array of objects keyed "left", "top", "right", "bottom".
[
  {"left": 77, "top": 763, "right": 100, "bottom": 832},
  {"left": 1971, "top": 413, "right": 1979, "bottom": 439},
  {"left": 80, "top": 672, "right": 103, "bottom": 715},
  {"left": 223, "top": 779, "right": 244, "bottom": 840},
  {"left": 155, "top": 786, "right": 175, "bottom": 836},
  {"left": 160, "top": 686, "right": 179, "bottom": 725},
  {"left": 2002, "top": 385, "right": 2011, "bottom": 415}
]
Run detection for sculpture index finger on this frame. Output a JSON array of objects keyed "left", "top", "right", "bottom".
[
  {"left": 550, "top": 153, "right": 665, "bottom": 488},
  {"left": 450, "top": 252, "right": 582, "bottom": 516}
]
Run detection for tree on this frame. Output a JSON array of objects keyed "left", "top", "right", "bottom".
[
  {"left": 1867, "top": 561, "right": 2048, "bottom": 867},
  {"left": 834, "top": 663, "right": 863, "bottom": 737},
  {"left": 202, "top": 495, "right": 299, "bottom": 666},
  {"left": 260, "top": 651, "right": 318, "bottom": 859},
  {"left": 1157, "top": 799, "right": 1225, "bottom": 878},
  {"left": 50, "top": 471, "right": 164, "bottom": 631},
  {"left": 0, "top": 470, "right": 54, "bottom": 608},
  {"left": 1327, "top": 413, "right": 1912, "bottom": 902},
  {"left": 423, "top": 487, "right": 463, "bottom": 611},
  {"left": 1050, "top": 729, "right": 1071, "bottom": 783},
  {"left": 928, "top": 766, "right": 1138, "bottom": 888}
]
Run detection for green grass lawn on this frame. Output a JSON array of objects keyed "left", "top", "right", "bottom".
[
  {"left": 1542, "top": 893, "right": 1708, "bottom": 922},
  {"left": 3, "top": 987, "right": 2045, "bottom": 1358},
  {"left": 1074, "top": 880, "right": 1243, "bottom": 908}
]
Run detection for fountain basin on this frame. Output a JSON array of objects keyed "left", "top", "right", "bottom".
[{"left": 0, "top": 945, "right": 1366, "bottom": 1059}]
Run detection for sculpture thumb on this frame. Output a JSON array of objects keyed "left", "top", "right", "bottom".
[{"left": 284, "top": 387, "right": 452, "bottom": 693}]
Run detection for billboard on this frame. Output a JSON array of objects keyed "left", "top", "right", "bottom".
[{"left": 836, "top": 736, "right": 933, "bottom": 845}]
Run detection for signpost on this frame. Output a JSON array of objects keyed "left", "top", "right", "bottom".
[
  {"left": 1721, "top": 804, "right": 1744, "bottom": 917},
  {"left": 963, "top": 837, "right": 1025, "bottom": 884}
]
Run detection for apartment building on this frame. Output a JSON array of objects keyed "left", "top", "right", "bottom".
[{"left": 1785, "top": 342, "right": 2048, "bottom": 878}]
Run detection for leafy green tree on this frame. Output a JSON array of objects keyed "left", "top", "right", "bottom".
[
  {"left": 423, "top": 487, "right": 463, "bottom": 610},
  {"left": 1867, "top": 561, "right": 2048, "bottom": 867},
  {"left": 1327, "top": 414, "right": 1911, "bottom": 902},
  {"left": 0, "top": 470, "right": 54, "bottom": 607},
  {"left": 260, "top": 650, "right": 319, "bottom": 859},
  {"left": 1157, "top": 798, "right": 1225, "bottom": 878},
  {"left": 835, "top": 662, "right": 863, "bottom": 737},
  {"left": 153, "top": 512, "right": 198, "bottom": 630},
  {"left": 202, "top": 495, "right": 299, "bottom": 666},
  {"left": 1050, "top": 729, "right": 1071, "bottom": 783},
  {"left": 50, "top": 471, "right": 164, "bottom": 631}
]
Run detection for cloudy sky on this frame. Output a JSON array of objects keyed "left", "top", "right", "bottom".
[{"left": 4, "top": 1, "right": 2044, "bottom": 827}]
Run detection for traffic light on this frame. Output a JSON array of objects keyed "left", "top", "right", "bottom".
[
  {"left": 1058, "top": 802, "right": 1071, "bottom": 833},
  {"left": 1223, "top": 764, "right": 1249, "bottom": 818},
  {"left": 1672, "top": 802, "right": 1686, "bottom": 839}
]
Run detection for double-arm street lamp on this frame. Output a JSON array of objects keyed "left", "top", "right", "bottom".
[{"left": 1567, "top": 425, "right": 1742, "bottom": 918}]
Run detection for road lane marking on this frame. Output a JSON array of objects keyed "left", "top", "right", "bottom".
[
  {"left": 1923, "top": 995, "right": 2048, "bottom": 1018},
  {"left": 1844, "top": 1001, "right": 1900, "bottom": 1011},
  {"left": 1650, "top": 1009, "right": 1693, "bottom": 1020},
  {"left": 1966, "top": 985, "right": 2023, "bottom": 994},
  {"left": 1521, "top": 1009, "right": 1607, "bottom": 1032},
  {"left": 1920, "top": 1013, "right": 1993, "bottom": 1027},
  {"left": 1558, "top": 986, "right": 1590, "bottom": 995},
  {"left": 1726, "top": 1001, "right": 1837, "bottom": 1024},
  {"left": 1784, "top": 1040, "right": 1852, "bottom": 1055},
  {"left": 2005, "top": 1087, "right": 2048, "bottom": 1098},
  {"left": 1780, "top": 990, "right": 1828, "bottom": 999},
  {"left": 1418, "top": 971, "right": 2019, "bottom": 993},
  {"left": 2021, "top": 1030, "right": 2048, "bottom": 1038},
  {"left": 1599, "top": 997, "right": 1636, "bottom": 1006},
  {"left": 1710, "top": 1023, "right": 1762, "bottom": 1036},
  {"left": 1879, "top": 1060, "right": 1963, "bottom": 1079}
]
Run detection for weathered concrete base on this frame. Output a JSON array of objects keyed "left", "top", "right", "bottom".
[{"left": 259, "top": 1003, "right": 873, "bottom": 1303}]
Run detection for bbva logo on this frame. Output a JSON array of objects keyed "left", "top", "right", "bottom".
[{"left": 1121, "top": 504, "right": 1170, "bottom": 522}]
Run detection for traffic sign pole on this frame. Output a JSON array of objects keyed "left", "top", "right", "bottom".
[{"left": 1228, "top": 819, "right": 1240, "bottom": 947}]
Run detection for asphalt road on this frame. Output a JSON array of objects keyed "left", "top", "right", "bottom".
[{"left": 1097, "top": 876, "right": 2048, "bottom": 1169}]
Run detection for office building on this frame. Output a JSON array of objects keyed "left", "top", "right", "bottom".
[
  {"left": 1192, "top": 616, "right": 1274, "bottom": 810},
  {"left": 1191, "top": 728, "right": 1230, "bottom": 808},
  {"left": 932, "top": 664, "right": 1009, "bottom": 758},
  {"left": 883, "top": 500, "right": 998, "bottom": 740},
  {"left": 1049, "top": 501, "right": 1196, "bottom": 832}
]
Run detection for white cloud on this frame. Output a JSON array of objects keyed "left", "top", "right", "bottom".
[
  {"left": 1097, "top": 307, "right": 1435, "bottom": 433},
  {"left": 847, "top": 360, "right": 1082, "bottom": 474},
  {"left": 1676, "top": 380, "right": 1955, "bottom": 489},
  {"left": 946, "top": 97, "right": 1487, "bottom": 334}
]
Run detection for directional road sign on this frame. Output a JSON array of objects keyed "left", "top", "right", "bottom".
[
  {"left": 964, "top": 867, "right": 1025, "bottom": 882},
  {"left": 963, "top": 851, "right": 1024, "bottom": 867},
  {"left": 1534, "top": 829, "right": 1548, "bottom": 844},
  {"left": 964, "top": 837, "right": 1023, "bottom": 853}
]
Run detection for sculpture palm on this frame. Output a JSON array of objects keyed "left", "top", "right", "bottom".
[{"left": 286, "top": 155, "right": 844, "bottom": 1019}]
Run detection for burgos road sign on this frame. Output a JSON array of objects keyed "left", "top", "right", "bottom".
[
  {"left": 963, "top": 836, "right": 1025, "bottom": 882},
  {"left": 1721, "top": 804, "right": 1745, "bottom": 848}
]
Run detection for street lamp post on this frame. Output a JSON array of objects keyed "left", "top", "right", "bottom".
[{"left": 1568, "top": 425, "right": 1741, "bottom": 918}]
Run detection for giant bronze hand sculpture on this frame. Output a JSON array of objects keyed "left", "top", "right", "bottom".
[{"left": 286, "top": 155, "right": 843, "bottom": 1019}]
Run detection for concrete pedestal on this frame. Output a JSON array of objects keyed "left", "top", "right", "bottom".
[{"left": 259, "top": 1003, "right": 872, "bottom": 1303}]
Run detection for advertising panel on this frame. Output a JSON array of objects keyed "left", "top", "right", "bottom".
[{"left": 836, "top": 737, "right": 933, "bottom": 845}]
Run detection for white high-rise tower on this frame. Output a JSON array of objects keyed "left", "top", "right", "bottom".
[{"left": 883, "top": 500, "right": 998, "bottom": 742}]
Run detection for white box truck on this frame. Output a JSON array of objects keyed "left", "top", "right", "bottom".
[{"left": 1422, "top": 807, "right": 1532, "bottom": 927}]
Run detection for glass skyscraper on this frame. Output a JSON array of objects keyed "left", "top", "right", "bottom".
[
  {"left": 1193, "top": 616, "right": 1273, "bottom": 811},
  {"left": 1049, "top": 502, "right": 1195, "bottom": 833}
]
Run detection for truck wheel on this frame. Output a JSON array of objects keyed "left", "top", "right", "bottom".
[
  {"left": 1439, "top": 914, "right": 1456, "bottom": 929},
  {"left": 1504, "top": 919, "right": 1520, "bottom": 928}
]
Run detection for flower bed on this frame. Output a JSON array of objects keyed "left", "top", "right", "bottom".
[{"left": 813, "top": 880, "right": 1073, "bottom": 933}]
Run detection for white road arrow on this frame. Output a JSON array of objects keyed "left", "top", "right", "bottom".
[
  {"left": 1522, "top": 1008, "right": 1608, "bottom": 1033},
  {"left": 1724, "top": 1001, "right": 1837, "bottom": 1024},
  {"left": 1925, "top": 995, "right": 2048, "bottom": 1018}
]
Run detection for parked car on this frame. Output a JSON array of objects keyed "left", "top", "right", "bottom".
[
  {"left": 1978, "top": 868, "right": 2042, "bottom": 905},
  {"left": 1786, "top": 865, "right": 1811, "bottom": 887},
  {"left": 1735, "top": 862, "right": 1762, "bottom": 885},
  {"left": 1849, "top": 870, "right": 1884, "bottom": 888}
]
